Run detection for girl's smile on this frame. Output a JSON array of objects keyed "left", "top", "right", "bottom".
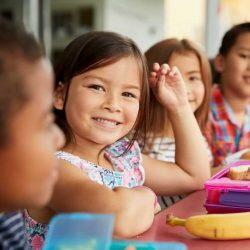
[{"left": 92, "top": 116, "right": 122, "bottom": 130}]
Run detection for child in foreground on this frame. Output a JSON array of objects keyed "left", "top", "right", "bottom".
[
  {"left": 0, "top": 17, "right": 64, "bottom": 249},
  {"left": 25, "top": 31, "right": 210, "bottom": 249}
]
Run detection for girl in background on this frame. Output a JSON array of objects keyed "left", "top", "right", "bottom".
[
  {"left": 205, "top": 22, "right": 250, "bottom": 169},
  {"left": 144, "top": 38, "right": 212, "bottom": 208},
  {"left": 25, "top": 31, "right": 210, "bottom": 249}
]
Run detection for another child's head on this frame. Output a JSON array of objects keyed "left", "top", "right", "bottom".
[
  {"left": 214, "top": 22, "right": 250, "bottom": 99},
  {"left": 145, "top": 38, "right": 211, "bottom": 134},
  {"left": 54, "top": 31, "right": 149, "bottom": 151},
  {"left": 0, "top": 18, "right": 64, "bottom": 210}
]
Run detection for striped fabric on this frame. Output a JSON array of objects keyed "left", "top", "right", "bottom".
[
  {"left": 147, "top": 137, "right": 176, "bottom": 163},
  {"left": 205, "top": 84, "right": 250, "bottom": 167},
  {"left": 0, "top": 211, "right": 26, "bottom": 250},
  {"left": 145, "top": 136, "right": 212, "bottom": 209},
  {"left": 146, "top": 137, "right": 185, "bottom": 209}
]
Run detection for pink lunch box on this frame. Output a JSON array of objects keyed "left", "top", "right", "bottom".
[{"left": 204, "top": 160, "right": 250, "bottom": 213}]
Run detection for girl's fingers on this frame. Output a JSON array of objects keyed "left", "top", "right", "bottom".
[
  {"left": 158, "top": 74, "right": 165, "bottom": 85},
  {"left": 168, "top": 66, "right": 177, "bottom": 77},
  {"left": 149, "top": 76, "right": 157, "bottom": 88},
  {"left": 152, "top": 62, "right": 160, "bottom": 71},
  {"left": 150, "top": 71, "right": 157, "bottom": 77},
  {"left": 160, "top": 63, "right": 170, "bottom": 75},
  {"left": 151, "top": 64, "right": 171, "bottom": 81},
  {"left": 151, "top": 64, "right": 183, "bottom": 94},
  {"left": 169, "top": 66, "right": 183, "bottom": 79},
  {"left": 156, "top": 74, "right": 165, "bottom": 94}
]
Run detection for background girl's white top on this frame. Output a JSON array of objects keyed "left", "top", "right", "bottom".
[{"left": 145, "top": 136, "right": 213, "bottom": 209}]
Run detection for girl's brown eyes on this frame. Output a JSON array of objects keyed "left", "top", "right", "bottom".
[
  {"left": 122, "top": 92, "right": 137, "bottom": 98},
  {"left": 88, "top": 84, "right": 105, "bottom": 91},
  {"left": 239, "top": 53, "right": 250, "bottom": 59},
  {"left": 87, "top": 85, "right": 138, "bottom": 99},
  {"left": 189, "top": 76, "right": 201, "bottom": 81}
]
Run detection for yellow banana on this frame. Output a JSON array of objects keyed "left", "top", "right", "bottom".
[{"left": 166, "top": 212, "right": 250, "bottom": 240}]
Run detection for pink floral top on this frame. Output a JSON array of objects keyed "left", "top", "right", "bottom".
[{"left": 24, "top": 138, "right": 144, "bottom": 249}]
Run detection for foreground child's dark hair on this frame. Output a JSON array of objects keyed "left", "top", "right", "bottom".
[{"left": 0, "top": 17, "right": 44, "bottom": 146}]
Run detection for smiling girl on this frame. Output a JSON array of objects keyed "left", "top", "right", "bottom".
[
  {"left": 144, "top": 38, "right": 212, "bottom": 208},
  {"left": 24, "top": 31, "right": 210, "bottom": 249},
  {"left": 206, "top": 22, "right": 250, "bottom": 168}
]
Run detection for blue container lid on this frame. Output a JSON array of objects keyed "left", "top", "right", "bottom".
[
  {"left": 43, "top": 213, "right": 114, "bottom": 250},
  {"left": 110, "top": 240, "right": 186, "bottom": 250},
  {"left": 43, "top": 213, "right": 187, "bottom": 250}
]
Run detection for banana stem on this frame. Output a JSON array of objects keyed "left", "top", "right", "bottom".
[{"left": 166, "top": 214, "right": 186, "bottom": 227}]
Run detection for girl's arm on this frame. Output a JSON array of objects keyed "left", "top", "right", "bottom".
[
  {"left": 142, "top": 104, "right": 210, "bottom": 195},
  {"left": 49, "top": 161, "right": 155, "bottom": 238},
  {"left": 144, "top": 64, "right": 210, "bottom": 195}
]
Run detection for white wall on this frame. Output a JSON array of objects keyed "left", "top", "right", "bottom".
[
  {"left": 103, "top": 0, "right": 165, "bottom": 52},
  {"left": 164, "top": 0, "right": 206, "bottom": 47},
  {"left": 206, "top": 0, "right": 250, "bottom": 58}
]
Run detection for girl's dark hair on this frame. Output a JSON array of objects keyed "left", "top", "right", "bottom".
[
  {"left": 54, "top": 31, "right": 150, "bottom": 153},
  {"left": 214, "top": 22, "right": 250, "bottom": 83},
  {"left": 144, "top": 38, "right": 212, "bottom": 151},
  {"left": 0, "top": 17, "right": 44, "bottom": 146},
  {"left": 219, "top": 22, "right": 250, "bottom": 56}
]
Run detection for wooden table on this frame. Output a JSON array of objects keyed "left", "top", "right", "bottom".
[{"left": 134, "top": 190, "right": 250, "bottom": 250}]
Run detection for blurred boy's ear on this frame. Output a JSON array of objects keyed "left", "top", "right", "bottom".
[
  {"left": 214, "top": 54, "right": 224, "bottom": 73},
  {"left": 54, "top": 82, "right": 66, "bottom": 110}
]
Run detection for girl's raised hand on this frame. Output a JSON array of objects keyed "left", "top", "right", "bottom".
[{"left": 149, "top": 63, "right": 189, "bottom": 112}]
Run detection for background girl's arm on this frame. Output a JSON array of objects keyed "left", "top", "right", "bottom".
[
  {"left": 143, "top": 104, "right": 210, "bottom": 195},
  {"left": 49, "top": 160, "right": 155, "bottom": 238},
  {"left": 144, "top": 64, "right": 210, "bottom": 195}
]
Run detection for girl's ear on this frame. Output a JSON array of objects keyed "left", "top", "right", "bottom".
[
  {"left": 213, "top": 54, "right": 225, "bottom": 73},
  {"left": 54, "top": 82, "right": 66, "bottom": 110}
]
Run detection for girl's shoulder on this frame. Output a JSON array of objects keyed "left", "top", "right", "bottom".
[
  {"left": 106, "top": 137, "right": 141, "bottom": 159},
  {"left": 55, "top": 140, "right": 145, "bottom": 187},
  {"left": 55, "top": 151, "right": 99, "bottom": 172},
  {"left": 55, "top": 151, "right": 83, "bottom": 168},
  {"left": 106, "top": 138, "right": 145, "bottom": 185}
]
